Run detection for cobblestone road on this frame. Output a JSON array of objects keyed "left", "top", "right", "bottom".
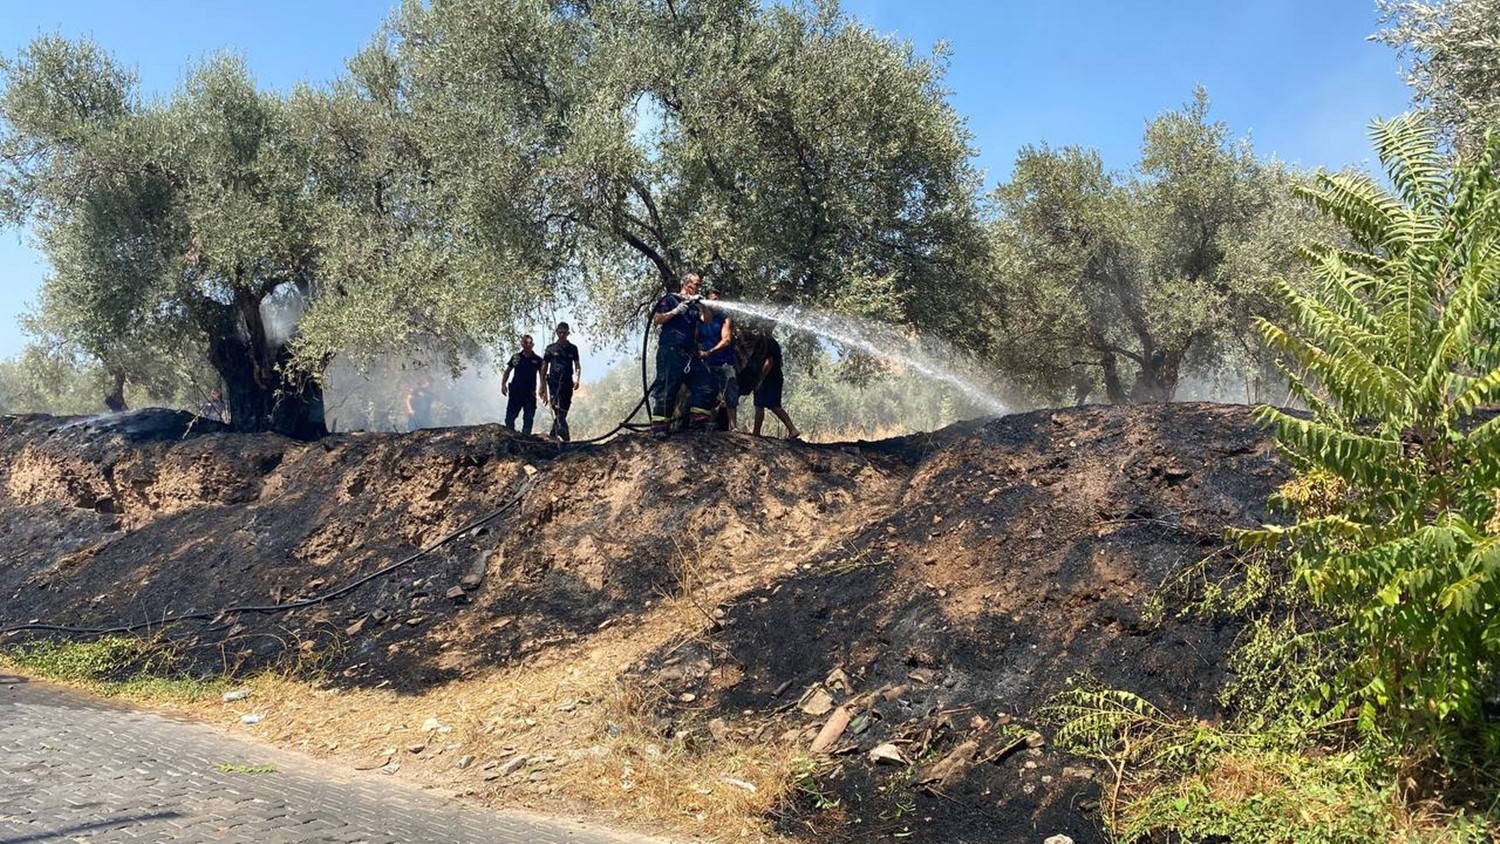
[{"left": 0, "top": 676, "right": 661, "bottom": 844}]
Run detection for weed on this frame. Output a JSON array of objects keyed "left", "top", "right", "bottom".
[{"left": 217, "top": 762, "right": 277, "bottom": 774}]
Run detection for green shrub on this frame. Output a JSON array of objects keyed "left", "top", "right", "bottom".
[{"left": 1244, "top": 116, "right": 1500, "bottom": 744}]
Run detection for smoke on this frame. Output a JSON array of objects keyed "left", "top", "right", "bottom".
[
  {"left": 322, "top": 347, "right": 513, "bottom": 434},
  {"left": 260, "top": 285, "right": 308, "bottom": 349}
]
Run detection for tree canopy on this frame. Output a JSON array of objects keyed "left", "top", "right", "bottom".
[
  {"left": 985, "top": 90, "right": 1330, "bottom": 404},
  {"left": 1377, "top": 0, "right": 1500, "bottom": 152},
  {"left": 0, "top": 2, "right": 992, "bottom": 432}
]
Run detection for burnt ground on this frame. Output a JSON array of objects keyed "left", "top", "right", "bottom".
[{"left": 0, "top": 403, "right": 1286, "bottom": 843}]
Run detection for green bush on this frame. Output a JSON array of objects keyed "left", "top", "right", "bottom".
[{"left": 1244, "top": 116, "right": 1500, "bottom": 744}]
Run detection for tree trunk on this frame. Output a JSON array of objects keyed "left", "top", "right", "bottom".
[
  {"left": 1131, "top": 348, "right": 1183, "bottom": 403},
  {"left": 1101, "top": 353, "right": 1128, "bottom": 404},
  {"left": 204, "top": 290, "right": 326, "bottom": 440},
  {"left": 102, "top": 369, "right": 127, "bottom": 413}
]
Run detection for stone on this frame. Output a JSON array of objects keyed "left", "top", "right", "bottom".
[
  {"left": 1025, "top": 732, "right": 1046, "bottom": 749},
  {"left": 221, "top": 689, "right": 250, "bottom": 702},
  {"left": 707, "top": 718, "right": 730, "bottom": 743},
  {"left": 457, "top": 755, "right": 475, "bottom": 769},
  {"left": 345, "top": 617, "right": 365, "bottom": 636},
  {"left": 445, "top": 586, "right": 467, "bottom": 601},
  {"left": 420, "top": 717, "right": 445, "bottom": 733},
  {"left": 798, "top": 686, "right": 834, "bottom": 716},
  {"left": 868, "top": 743, "right": 906, "bottom": 765},
  {"left": 1043, "top": 836, "right": 1074, "bottom": 844},
  {"left": 497, "top": 755, "right": 529, "bottom": 776}
]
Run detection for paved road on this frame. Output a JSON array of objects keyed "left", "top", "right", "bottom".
[{"left": 0, "top": 676, "right": 658, "bottom": 844}]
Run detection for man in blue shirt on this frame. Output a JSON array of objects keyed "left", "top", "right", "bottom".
[
  {"left": 698, "top": 289, "right": 739, "bottom": 431},
  {"left": 500, "top": 334, "right": 543, "bottom": 435},
  {"left": 649, "top": 272, "right": 715, "bottom": 438}
]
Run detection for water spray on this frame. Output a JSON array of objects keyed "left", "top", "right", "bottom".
[{"left": 706, "top": 299, "right": 1010, "bottom": 417}]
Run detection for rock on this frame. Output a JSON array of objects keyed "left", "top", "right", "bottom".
[
  {"left": 1025, "top": 731, "right": 1047, "bottom": 749},
  {"left": 379, "top": 761, "right": 401, "bottom": 775},
  {"left": 798, "top": 686, "right": 834, "bottom": 716},
  {"left": 221, "top": 688, "right": 250, "bottom": 702},
  {"left": 445, "top": 586, "right": 467, "bottom": 601},
  {"left": 405, "top": 616, "right": 424, "bottom": 627},
  {"left": 457, "top": 755, "right": 475, "bottom": 769},
  {"left": 241, "top": 714, "right": 261, "bottom": 725},
  {"left": 498, "top": 755, "right": 529, "bottom": 776},
  {"left": 810, "top": 706, "right": 852, "bottom": 753},
  {"left": 707, "top": 718, "right": 731, "bottom": 743},
  {"left": 1043, "top": 836, "right": 1075, "bottom": 844},
  {"left": 824, "top": 668, "right": 853, "bottom": 693},
  {"left": 908, "top": 669, "right": 935, "bottom": 685},
  {"left": 345, "top": 617, "right": 365, "bottom": 636},
  {"left": 679, "top": 692, "right": 697, "bottom": 703},
  {"left": 869, "top": 743, "right": 906, "bottom": 765},
  {"left": 352, "top": 754, "right": 391, "bottom": 771},
  {"left": 420, "top": 717, "right": 445, "bottom": 733},
  {"left": 407, "top": 743, "right": 426, "bottom": 754},
  {"left": 370, "top": 609, "right": 390, "bottom": 624}
]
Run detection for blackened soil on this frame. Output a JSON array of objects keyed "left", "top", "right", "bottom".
[{"left": 0, "top": 403, "right": 1285, "bottom": 843}]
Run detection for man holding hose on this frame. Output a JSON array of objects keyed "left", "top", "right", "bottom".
[{"left": 649, "top": 272, "right": 715, "bottom": 438}]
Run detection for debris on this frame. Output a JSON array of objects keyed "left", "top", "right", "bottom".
[
  {"left": 1025, "top": 731, "right": 1047, "bottom": 749},
  {"left": 420, "top": 717, "right": 446, "bottom": 733},
  {"left": 345, "top": 617, "right": 365, "bottom": 636},
  {"left": 797, "top": 686, "right": 834, "bottom": 716},
  {"left": 771, "top": 679, "right": 794, "bottom": 697},
  {"left": 880, "top": 684, "right": 910, "bottom": 702},
  {"left": 379, "top": 761, "right": 401, "bottom": 775},
  {"left": 908, "top": 669, "right": 935, "bottom": 685},
  {"left": 445, "top": 586, "right": 466, "bottom": 601},
  {"left": 916, "top": 740, "right": 980, "bottom": 790},
  {"left": 719, "top": 776, "right": 758, "bottom": 793},
  {"left": 824, "top": 668, "right": 853, "bottom": 693},
  {"left": 240, "top": 714, "right": 261, "bottom": 725},
  {"left": 810, "top": 706, "right": 852, "bottom": 753},
  {"left": 868, "top": 743, "right": 906, "bottom": 765},
  {"left": 221, "top": 688, "right": 249, "bottom": 702}
]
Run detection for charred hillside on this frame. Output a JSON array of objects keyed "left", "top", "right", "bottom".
[{"left": 0, "top": 403, "right": 1286, "bottom": 843}]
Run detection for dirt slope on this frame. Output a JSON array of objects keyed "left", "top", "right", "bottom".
[{"left": 0, "top": 403, "right": 1285, "bottom": 843}]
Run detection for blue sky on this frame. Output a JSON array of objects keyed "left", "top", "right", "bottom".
[{"left": 0, "top": 0, "right": 1413, "bottom": 362}]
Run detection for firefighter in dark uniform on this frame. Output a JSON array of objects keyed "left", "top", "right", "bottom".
[
  {"left": 649, "top": 272, "right": 715, "bottom": 438},
  {"left": 500, "top": 334, "right": 543, "bottom": 435},
  {"left": 541, "top": 322, "right": 581, "bottom": 442}
]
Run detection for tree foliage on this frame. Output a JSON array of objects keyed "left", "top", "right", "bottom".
[
  {"left": 380, "top": 0, "right": 989, "bottom": 343},
  {"left": 986, "top": 90, "right": 1329, "bottom": 404},
  {"left": 1377, "top": 0, "right": 1500, "bottom": 153},
  {"left": 1245, "top": 115, "right": 1500, "bottom": 743}
]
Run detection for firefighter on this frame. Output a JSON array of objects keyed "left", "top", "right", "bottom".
[
  {"left": 649, "top": 272, "right": 715, "bottom": 438},
  {"left": 540, "top": 322, "right": 581, "bottom": 442},
  {"left": 500, "top": 334, "right": 543, "bottom": 435}
]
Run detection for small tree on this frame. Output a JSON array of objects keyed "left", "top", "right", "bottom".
[{"left": 1248, "top": 115, "right": 1500, "bottom": 744}]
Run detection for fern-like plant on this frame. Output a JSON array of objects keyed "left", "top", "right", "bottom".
[{"left": 1246, "top": 115, "right": 1500, "bottom": 742}]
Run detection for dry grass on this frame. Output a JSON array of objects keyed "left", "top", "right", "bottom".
[{"left": 153, "top": 596, "right": 804, "bottom": 843}]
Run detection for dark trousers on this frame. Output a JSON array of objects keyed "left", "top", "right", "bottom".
[
  {"left": 650, "top": 343, "right": 715, "bottom": 429},
  {"left": 504, "top": 391, "right": 536, "bottom": 435},
  {"left": 548, "top": 378, "right": 572, "bottom": 441}
]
